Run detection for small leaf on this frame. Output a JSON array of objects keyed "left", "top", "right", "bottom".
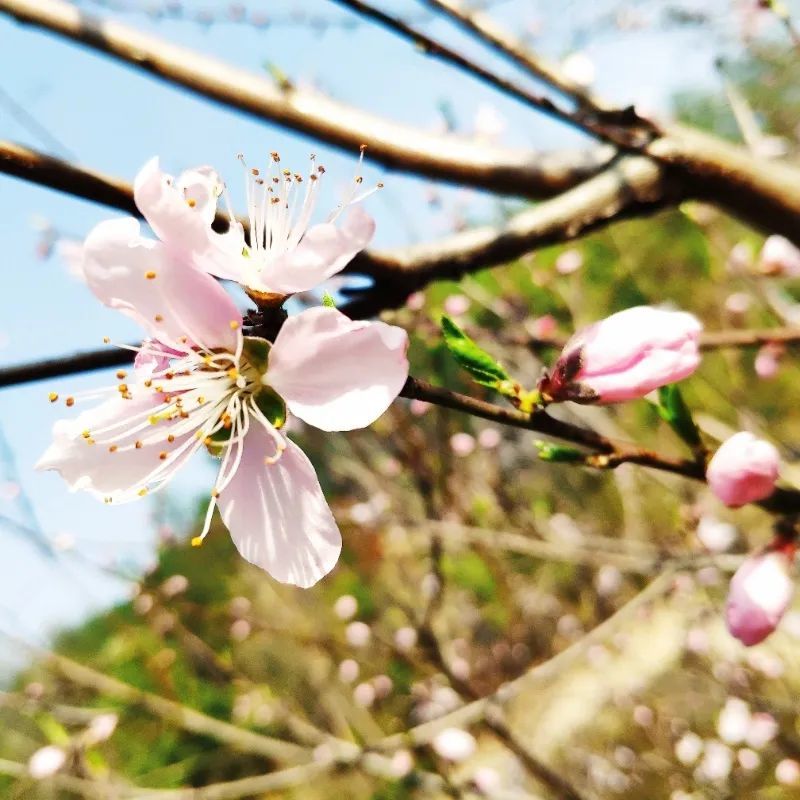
[
  {"left": 441, "top": 315, "right": 510, "bottom": 389},
  {"left": 534, "top": 440, "right": 586, "bottom": 463},
  {"left": 322, "top": 292, "right": 337, "bottom": 308},
  {"left": 241, "top": 336, "right": 271, "bottom": 374},
  {"left": 657, "top": 384, "right": 702, "bottom": 448}
]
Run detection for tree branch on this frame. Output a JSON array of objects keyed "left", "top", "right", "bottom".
[
  {"left": 329, "top": 0, "right": 642, "bottom": 148},
  {"left": 0, "top": 0, "right": 611, "bottom": 199},
  {"left": 418, "top": 0, "right": 605, "bottom": 108}
]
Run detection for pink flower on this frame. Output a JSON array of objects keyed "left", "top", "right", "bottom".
[
  {"left": 132, "top": 152, "right": 376, "bottom": 297},
  {"left": 726, "top": 549, "right": 794, "bottom": 646},
  {"left": 539, "top": 306, "right": 702, "bottom": 404},
  {"left": 706, "top": 432, "right": 780, "bottom": 507},
  {"left": 754, "top": 344, "right": 782, "bottom": 379},
  {"left": 759, "top": 235, "right": 800, "bottom": 277},
  {"left": 37, "top": 217, "right": 408, "bottom": 588}
]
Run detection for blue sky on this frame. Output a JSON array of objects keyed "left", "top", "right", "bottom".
[{"left": 0, "top": 0, "right": 742, "bottom": 666}]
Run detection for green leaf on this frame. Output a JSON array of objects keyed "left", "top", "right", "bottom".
[
  {"left": 657, "top": 384, "right": 702, "bottom": 448},
  {"left": 322, "top": 292, "right": 337, "bottom": 308},
  {"left": 440, "top": 315, "right": 511, "bottom": 390},
  {"left": 534, "top": 440, "right": 586, "bottom": 463}
]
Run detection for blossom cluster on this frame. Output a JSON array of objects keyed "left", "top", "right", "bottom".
[
  {"left": 38, "top": 154, "right": 795, "bottom": 647},
  {"left": 38, "top": 155, "right": 408, "bottom": 588}
]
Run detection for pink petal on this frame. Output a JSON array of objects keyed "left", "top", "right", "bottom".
[
  {"left": 218, "top": 425, "right": 341, "bottom": 587},
  {"left": 36, "top": 390, "right": 198, "bottom": 503},
  {"left": 133, "top": 157, "right": 246, "bottom": 280},
  {"left": 260, "top": 207, "right": 375, "bottom": 294},
  {"left": 267, "top": 307, "right": 409, "bottom": 431},
  {"left": 578, "top": 307, "right": 702, "bottom": 376},
  {"left": 83, "top": 217, "right": 241, "bottom": 352}
]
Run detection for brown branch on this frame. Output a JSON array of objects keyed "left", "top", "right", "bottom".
[
  {"left": 0, "top": 0, "right": 611, "bottom": 199},
  {"left": 7, "top": 346, "right": 800, "bottom": 512}
]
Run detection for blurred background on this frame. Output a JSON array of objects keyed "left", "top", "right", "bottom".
[{"left": 3, "top": 0, "right": 800, "bottom": 797}]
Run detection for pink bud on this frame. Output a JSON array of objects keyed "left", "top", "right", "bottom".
[
  {"left": 443, "top": 294, "right": 471, "bottom": 316},
  {"left": 754, "top": 344, "right": 783, "bottom": 379},
  {"left": 726, "top": 550, "right": 794, "bottom": 646},
  {"left": 759, "top": 235, "right": 800, "bottom": 277},
  {"left": 555, "top": 249, "right": 583, "bottom": 275},
  {"left": 539, "top": 306, "right": 702, "bottom": 404},
  {"left": 706, "top": 432, "right": 780, "bottom": 507}
]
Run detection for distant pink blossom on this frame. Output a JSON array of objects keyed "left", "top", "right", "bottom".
[
  {"left": 28, "top": 746, "right": 67, "bottom": 779},
  {"left": 555, "top": 249, "right": 583, "bottom": 275},
  {"left": 432, "top": 728, "right": 476, "bottom": 762},
  {"left": 726, "top": 549, "right": 795, "bottom": 646},
  {"left": 706, "top": 432, "right": 780, "bottom": 507},
  {"left": 133, "top": 153, "right": 377, "bottom": 297},
  {"left": 754, "top": 344, "right": 782, "bottom": 379},
  {"left": 539, "top": 306, "right": 702, "bottom": 404},
  {"left": 450, "top": 432, "right": 476, "bottom": 456},
  {"left": 759, "top": 235, "right": 800, "bottom": 277},
  {"left": 37, "top": 217, "right": 408, "bottom": 588},
  {"left": 443, "top": 294, "right": 471, "bottom": 316}
]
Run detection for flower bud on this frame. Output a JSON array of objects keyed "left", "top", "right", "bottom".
[
  {"left": 706, "top": 432, "right": 780, "bottom": 507},
  {"left": 726, "top": 550, "right": 794, "bottom": 646},
  {"left": 538, "top": 306, "right": 702, "bottom": 404}
]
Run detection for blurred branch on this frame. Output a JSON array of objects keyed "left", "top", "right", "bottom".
[
  {"left": 329, "top": 0, "right": 650, "bottom": 147},
  {"left": 46, "top": 652, "right": 308, "bottom": 764},
  {"left": 0, "top": 0, "right": 611, "bottom": 199},
  {"left": 375, "top": 569, "right": 678, "bottom": 751}
]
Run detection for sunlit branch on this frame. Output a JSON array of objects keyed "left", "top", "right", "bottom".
[
  {"left": 47, "top": 652, "right": 308, "bottom": 764},
  {"left": 0, "top": 0, "right": 611, "bottom": 199}
]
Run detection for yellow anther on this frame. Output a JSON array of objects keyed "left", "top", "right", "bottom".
[
  {"left": 65, "top": 396, "right": 75, "bottom": 407},
  {"left": 211, "top": 488, "right": 220, "bottom": 498},
  {"left": 167, "top": 434, "right": 175, "bottom": 443},
  {"left": 197, "top": 396, "right": 205, "bottom": 404},
  {"left": 81, "top": 430, "right": 91, "bottom": 439},
  {"left": 102, "top": 336, "right": 111, "bottom": 344},
  {"left": 144, "top": 379, "right": 153, "bottom": 388},
  {"left": 116, "top": 370, "right": 127, "bottom": 380},
  {"left": 227, "top": 368, "right": 239, "bottom": 380},
  {"left": 117, "top": 383, "right": 129, "bottom": 394},
  {"left": 48, "top": 392, "right": 58, "bottom": 403},
  {"left": 135, "top": 440, "right": 143, "bottom": 449},
  {"left": 108, "top": 444, "right": 118, "bottom": 453},
  {"left": 86, "top": 438, "right": 95, "bottom": 445},
  {"left": 191, "top": 536, "right": 204, "bottom": 547},
  {"left": 158, "top": 451, "right": 168, "bottom": 460},
  {"left": 145, "top": 270, "right": 157, "bottom": 280},
  {"left": 154, "top": 314, "right": 163, "bottom": 322},
  {"left": 229, "top": 320, "right": 240, "bottom": 330},
  {"left": 186, "top": 198, "right": 196, "bottom": 208},
  {"left": 138, "top": 488, "right": 148, "bottom": 497},
  {"left": 204, "top": 436, "right": 212, "bottom": 445}
]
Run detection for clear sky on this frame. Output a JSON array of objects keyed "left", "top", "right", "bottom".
[{"left": 0, "top": 0, "right": 748, "bottom": 669}]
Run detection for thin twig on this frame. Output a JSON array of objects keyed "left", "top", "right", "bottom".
[
  {"left": 419, "top": 0, "right": 604, "bottom": 108},
  {"left": 329, "top": 0, "right": 650, "bottom": 148}
]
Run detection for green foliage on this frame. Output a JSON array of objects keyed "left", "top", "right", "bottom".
[{"left": 440, "top": 314, "right": 512, "bottom": 390}]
